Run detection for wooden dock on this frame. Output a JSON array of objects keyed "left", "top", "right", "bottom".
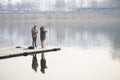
[{"left": 0, "top": 47, "right": 61, "bottom": 60}]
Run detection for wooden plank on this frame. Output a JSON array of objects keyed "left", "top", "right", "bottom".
[{"left": 0, "top": 47, "right": 61, "bottom": 60}]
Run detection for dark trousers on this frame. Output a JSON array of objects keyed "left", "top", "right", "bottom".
[{"left": 32, "top": 37, "right": 37, "bottom": 47}]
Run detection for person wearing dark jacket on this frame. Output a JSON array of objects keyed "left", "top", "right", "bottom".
[{"left": 40, "top": 26, "right": 47, "bottom": 48}]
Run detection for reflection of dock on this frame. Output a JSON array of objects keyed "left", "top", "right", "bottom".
[{"left": 0, "top": 47, "right": 61, "bottom": 60}]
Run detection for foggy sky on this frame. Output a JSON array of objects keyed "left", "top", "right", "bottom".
[{"left": 104, "top": 0, "right": 120, "bottom": 7}]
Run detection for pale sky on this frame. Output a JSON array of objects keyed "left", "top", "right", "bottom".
[{"left": 0, "top": 0, "right": 120, "bottom": 7}]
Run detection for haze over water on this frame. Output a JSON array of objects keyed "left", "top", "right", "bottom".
[{"left": 0, "top": 9, "right": 120, "bottom": 80}]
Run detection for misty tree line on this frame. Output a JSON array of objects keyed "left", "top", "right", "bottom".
[
  {"left": 1, "top": 0, "right": 70, "bottom": 12},
  {"left": 0, "top": 2, "right": 36, "bottom": 12},
  {"left": 0, "top": 0, "right": 102, "bottom": 12},
  {"left": 0, "top": 0, "right": 119, "bottom": 12}
]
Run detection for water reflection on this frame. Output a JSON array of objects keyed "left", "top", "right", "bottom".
[
  {"left": 32, "top": 54, "right": 38, "bottom": 72},
  {"left": 40, "top": 53, "right": 47, "bottom": 74},
  {"left": 0, "top": 20, "right": 120, "bottom": 61},
  {"left": 48, "top": 23, "right": 120, "bottom": 61},
  {"left": 31, "top": 52, "right": 49, "bottom": 73}
]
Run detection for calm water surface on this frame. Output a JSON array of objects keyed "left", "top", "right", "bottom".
[{"left": 0, "top": 15, "right": 120, "bottom": 80}]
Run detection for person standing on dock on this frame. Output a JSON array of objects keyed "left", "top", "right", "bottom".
[
  {"left": 40, "top": 26, "right": 47, "bottom": 73},
  {"left": 31, "top": 25, "right": 38, "bottom": 47},
  {"left": 40, "top": 26, "right": 47, "bottom": 48}
]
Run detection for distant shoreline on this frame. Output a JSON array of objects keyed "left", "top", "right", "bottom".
[{"left": 0, "top": 10, "right": 120, "bottom": 24}]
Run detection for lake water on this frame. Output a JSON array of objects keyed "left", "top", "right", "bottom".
[{"left": 0, "top": 11, "right": 120, "bottom": 80}]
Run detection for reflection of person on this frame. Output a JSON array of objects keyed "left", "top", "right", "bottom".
[
  {"left": 40, "top": 26, "right": 47, "bottom": 48},
  {"left": 31, "top": 25, "right": 38, "bottom": 47},
  {"left": 40, "top": 53, "right": 47, "bottom": 74},
  {"left": 32, "top": 54, "right": 38, "bottom": 72}
]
